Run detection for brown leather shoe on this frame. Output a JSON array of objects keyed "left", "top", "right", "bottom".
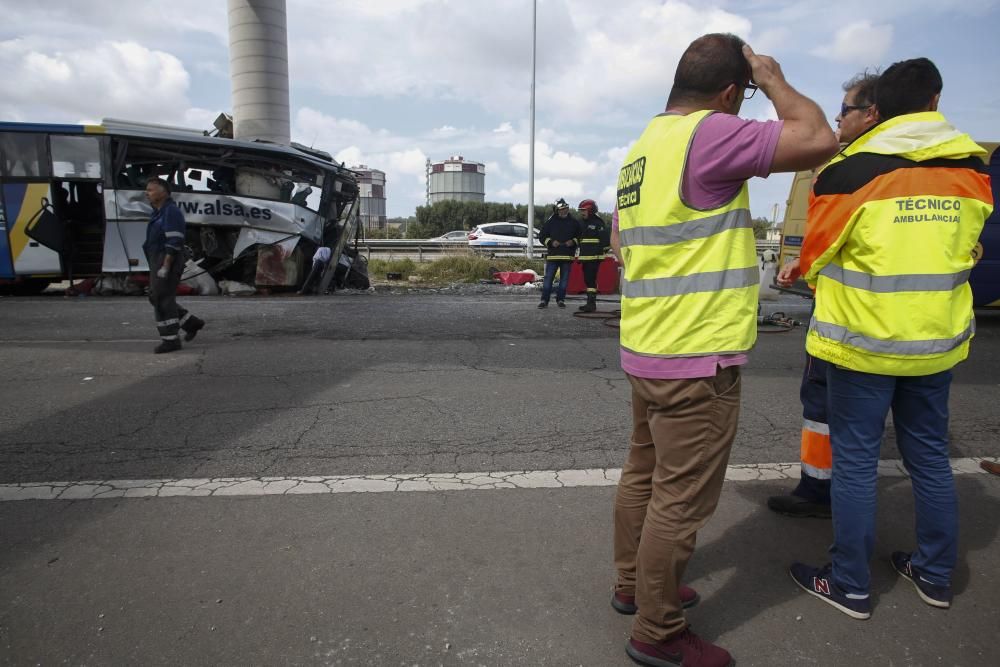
[
  {"left": 626, "top": 628, "right": 734, "bottom": 667},
  {"left": 981, "top": 460, "right": 1000, "bottom": 476},
  {"left": 611, "top": 585, "right": 700, "bottom": 614}
]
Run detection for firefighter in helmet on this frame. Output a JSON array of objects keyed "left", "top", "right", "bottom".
[{"left": 575, "top": 198, "right": 610, "bottom": 312}]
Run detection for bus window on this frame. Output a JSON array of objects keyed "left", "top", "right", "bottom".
[
  {"left": 0, "top": 133, "right": 50, "bottom": 178},
  {"left": 51, "top": 135, "right": 102, "bottom": 179}
]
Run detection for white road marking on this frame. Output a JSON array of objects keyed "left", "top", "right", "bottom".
[{"left": 1, "top": 457, "right": 996, "bottom": 502}]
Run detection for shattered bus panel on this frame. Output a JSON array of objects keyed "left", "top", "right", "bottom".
[{"left": 0, "top": 119, "right": 359, "bottom": 293}]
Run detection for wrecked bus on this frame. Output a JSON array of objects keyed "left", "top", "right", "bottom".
[
  {"left": 777, "top": 141, "right": 999, "bottom": 306},
  {"left": 0, "top": 119, "right": 359, "bottom": 294}
]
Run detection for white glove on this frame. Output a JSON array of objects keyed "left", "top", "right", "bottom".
[{"left": 156, "top": 266, "right": 168, "bottom": 279}]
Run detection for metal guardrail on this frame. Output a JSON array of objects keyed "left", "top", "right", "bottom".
[{"left": 360, "top": 239, "right": 781, "bottom": 260}]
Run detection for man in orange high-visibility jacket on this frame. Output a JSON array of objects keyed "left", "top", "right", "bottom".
[
  {"left": 768, "top": 72, "right": 879, "bottom": 518},
  {"left": 788, "top": 58, "right": 993, "bottom": 619}
]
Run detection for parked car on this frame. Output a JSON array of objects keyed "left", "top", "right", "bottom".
[
  {"left": 429, "top": 230, "right": 471, "bottom": 242},
  {"left": 467, "top": 222, "right": 544, "bottom": 251}
]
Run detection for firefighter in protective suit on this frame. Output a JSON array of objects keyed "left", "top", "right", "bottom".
[{"left": 576, "top": 199, "right": 610, "bottom": 312}]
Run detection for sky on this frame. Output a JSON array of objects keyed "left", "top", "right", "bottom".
[{"left": 1, "top": 0, "right": 998, "bottom": 222}]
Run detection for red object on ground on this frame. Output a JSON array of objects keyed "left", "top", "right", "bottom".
[
  {"left": 175, "top": 283, "right": 196, "bottom": 296},
  {"left": 567, "top": 257, "right": 619, "bottom": 294},
  {"left": 495, "top": 271, "right": 537, "bottom": 286}
]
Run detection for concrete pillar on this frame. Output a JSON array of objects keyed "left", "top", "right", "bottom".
[{"left": 227, "top": 0, "right": 290, "bottom": 145}]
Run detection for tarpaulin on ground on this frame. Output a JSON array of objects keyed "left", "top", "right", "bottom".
[{"left": 494, "top": 271, "right": 537, "bottom": 286}]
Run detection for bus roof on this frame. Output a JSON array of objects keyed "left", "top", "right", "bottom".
[{"left": 0, "top": 119, "right": 353, "bottom": 178}]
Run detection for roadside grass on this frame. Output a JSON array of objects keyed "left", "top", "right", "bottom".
[{"left": 369, "top": 252, "right": 546, "bottom": 284}]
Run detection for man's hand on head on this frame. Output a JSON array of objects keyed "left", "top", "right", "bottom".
[{"left": 742, "top": 45, "right": 787, "bottom": 96}]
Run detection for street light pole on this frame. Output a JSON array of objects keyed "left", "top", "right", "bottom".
[{"left": 526, "top": 0, "right": 537, "bottom": 259}]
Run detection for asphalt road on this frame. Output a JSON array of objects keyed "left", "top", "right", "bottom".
[
  {"left": 0, "top": 292, "right": 998, "bottom": 483},
  {"left": 1, "top": 291, "right": 998, "bottom": 666}
]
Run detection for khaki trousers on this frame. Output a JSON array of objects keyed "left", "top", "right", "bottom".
[{"left": 613, "top": 367, "right": 741, "bottom": 643}]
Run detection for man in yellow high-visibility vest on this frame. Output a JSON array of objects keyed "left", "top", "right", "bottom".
[{"left": 610, "top": 33, "right": 837, "bottom": 667}]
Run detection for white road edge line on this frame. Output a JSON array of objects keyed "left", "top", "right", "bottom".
[{"left": 1, "top": 457, "right": 996, "bottom": 502}]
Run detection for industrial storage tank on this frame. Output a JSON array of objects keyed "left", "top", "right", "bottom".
[
  {"left": 427, "top": 156, "right": 485, "bottom": 204},
  {"left": 352, "top": 165, "right": 387, "bottom": 231}
]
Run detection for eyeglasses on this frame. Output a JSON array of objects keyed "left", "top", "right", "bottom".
[
  {"left": 839, "top": 102, "right": 871, "bottom": 116},
  {"left": 743, "top": 83, "right": 758, "bottom": 100}
]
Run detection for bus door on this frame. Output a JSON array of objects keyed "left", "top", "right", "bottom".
[
  {"left": 48, "top": 135, "right": 108, "bottom": 278},
  {"left": 0, "top": 132, "right": 61, "bottom": 279}
]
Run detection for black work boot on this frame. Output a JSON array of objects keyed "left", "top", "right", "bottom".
[
  {"left": 767, "top": 493, "right": 832, "bottom": 518},
  {"left": 579, "top": 293, "right": 597, "bottom": 312},
  {"left": 182, "top": 316, "right": 205, "bottom": 342},
  {"left": 154, "top": 339, "right": 182, "bottom": 354}
]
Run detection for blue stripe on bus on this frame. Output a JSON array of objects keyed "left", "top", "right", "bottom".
[{"left": 0, "top": 122, "right": 89, "bottom": 133}]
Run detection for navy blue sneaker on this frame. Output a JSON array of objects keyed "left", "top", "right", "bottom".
[
  {"left": 789, "top": 562, "right": 871, "bottom": 619},
  {"left": 891, "top": 551, "right": 952, "bottom": 609}
]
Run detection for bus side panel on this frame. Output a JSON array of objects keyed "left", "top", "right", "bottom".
[
  {"left": 2, "top": 182, "right": 61, "bottom": 276},
  {"left": 102, "top": 188, "right": 148, "bottom": 272}
]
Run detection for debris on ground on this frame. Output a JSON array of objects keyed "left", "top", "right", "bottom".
[{"left": 218, "top": 280, "right": 256, "bottom": 296}]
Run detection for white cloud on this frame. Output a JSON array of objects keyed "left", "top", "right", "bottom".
[
  {"left": 813, "top": 21, "right": 894, "bottom": 65},
  {"left": 509, "top": 142, "right": 598, "bottom": 178},
  {"left": 497, "top": 178, "right": 585, "bottom": 203},
  {"left": 336, "top": 146, "right": 428, "bottom": 184},
  {"left": 0, "top": 40, "right": 193, "bottom": 125},
  {"left": 598, "top": 185, "right": 618, "bottom": 212},
  {"left": 283, "top": 0, "right": 754, "bottom": 123},
  {"left": 493, "top": 122, "right": 514, "bottom": 134},
  {"left": 431, "top": 125, "right": 462, "bottom": 138},
  {"left": 485, "top": 160, "right": 507, "bottom": 180}
]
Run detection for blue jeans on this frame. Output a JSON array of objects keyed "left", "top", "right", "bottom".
[
  {"left": 827, "top": 365, "right": 956, "bottom": 595},
  {"left": 541, "top": 260, "right": 571, "bottom": 303}
]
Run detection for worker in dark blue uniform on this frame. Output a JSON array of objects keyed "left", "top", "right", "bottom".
[
  {"left": 143, "top": 177, "right": 205, "bottom": 353},
  {"left": 537, "top": 198, "right": 580, "bottom": 308}
]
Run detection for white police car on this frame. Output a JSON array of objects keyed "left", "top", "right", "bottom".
[{"left": 467, "top": 222, "right": 544, "bottom": 251}]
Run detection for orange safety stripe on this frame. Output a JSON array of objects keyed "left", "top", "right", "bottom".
[
  {"left": 801, "top": 168, "right": 991, "bottom": 278},
  {"left": 800, "top": 427, "right": 832, "bottom": 471}
]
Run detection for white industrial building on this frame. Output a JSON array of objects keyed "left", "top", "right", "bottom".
[
  {"left": 352, "top": 165, "right": 387, "bottom": 231},
  {"left": 426, "top": 156, "right": 485, "bottom": 204}
]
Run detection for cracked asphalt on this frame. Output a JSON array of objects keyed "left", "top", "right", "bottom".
[
  {"left": 1, "top": 291, "right": 999, "bottom": 665},
  {"left": 1, "top": 292, "right": 999, "bottom": 484}
]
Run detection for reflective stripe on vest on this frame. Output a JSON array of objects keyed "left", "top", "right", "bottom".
[
  {"left": 623, "top": 267, "right": 758, "bottom": 298},
  {"left": 620, "top": 209, "right": 752, "bottom": 247},
  {"left": 617, "top": 110, "right": 757, "bottom": 359},
  {"left": 810, "top": 317, "right": 975, "bottom": 356},
  {"left": 819, "top": 264, "right": 971, "bottom": 292}
]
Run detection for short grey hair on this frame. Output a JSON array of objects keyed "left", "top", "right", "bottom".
[{"left": 843, "top": 71, "right": 879, "bottom": 108}]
